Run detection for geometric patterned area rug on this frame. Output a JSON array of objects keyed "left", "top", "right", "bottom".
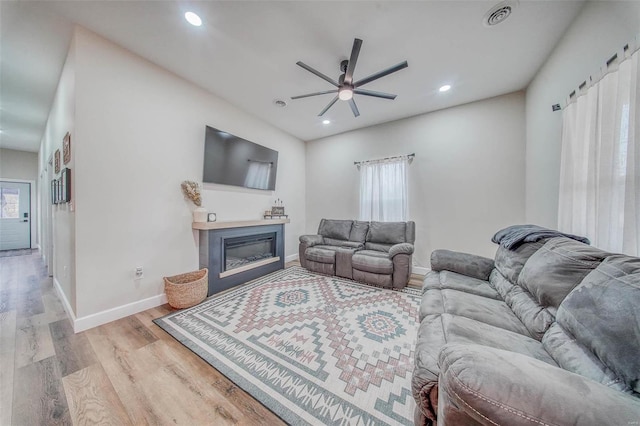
[{"left": 154, "top": 266, "right": 420, "bottom": 425}]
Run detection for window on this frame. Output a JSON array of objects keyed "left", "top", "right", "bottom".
[
  {"left": 558, "top": 48, "right": 639, "bottom": 255},
  {"left": 0, "top": 188, "right": 19, "bottom": 219},
  {"left": 359, "top": 157, "right": 409, "bottom": 222}
]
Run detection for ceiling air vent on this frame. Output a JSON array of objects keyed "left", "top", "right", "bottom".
[{"left": 483, "top": 1, "right": 516, "bottom": 27}]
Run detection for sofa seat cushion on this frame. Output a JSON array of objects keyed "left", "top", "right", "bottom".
[
  {"left": 422, "top": 270, "right": 500, "bottom": 300},
  {"left": 305, "top": 247, "right": 337, "bottom": 264},
  {"left": 419, "top": 289, "right": 531, "bottom": 336},
  {"left": 352, "top": 251, "right": 393, "bottom": 274},
  {"left": 412, "top": 313, "right": 556, "bottom": 422},
  {"left": 542, "top": 323, "right": 631, "bottom": 393}
]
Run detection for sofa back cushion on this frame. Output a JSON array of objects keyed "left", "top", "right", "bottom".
[
  {"left": 318, "top": 219, "right": 353, "bottom": 240},
  {"left": 493, "top": 241, "right": 545, "bottom": 286},
  {"left": 349, "top": 221, "right": 369, "bottom": 242},
  {"left": 556, "top": 255, "right": 640, "bottom": 394},
  {"left": 366, "top": 221, "right": 415, "bottom": 245},
  {"left": 518, "top": 238, "right": 608, "bottom": 311}
]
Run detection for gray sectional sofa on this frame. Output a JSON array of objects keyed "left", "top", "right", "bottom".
[
  {"left": 412, "top": 235, "right": 640, "bottom": 425},
  {"left": 299, "top": 219, "right": 415, "bottom": 289}
]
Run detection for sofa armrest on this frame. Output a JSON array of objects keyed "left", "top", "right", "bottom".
[
  {"left": 389, "top": 242, "right": 414, "bottom": 257},
  {"left": 438, "top": 344, "right": 640, "bottom": 426},
  {"left": 430, "top": 250, "right": 494, "bottom": 280},
  {"left": 299, "top": 235, "right": 323, "bottom": 246}
]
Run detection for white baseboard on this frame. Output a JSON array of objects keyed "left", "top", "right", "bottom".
[
  {"left": 53, "top": 277, "right": 168, "bottom": 333},
  {"left": 285, "top": 253, "right": 299, "bottom": 263},
  {"left": 53, "top": 277, "right": 77, "bottom": 325},
  {"left": 73, "top": 293, "right": 168, "bottom": 333}
]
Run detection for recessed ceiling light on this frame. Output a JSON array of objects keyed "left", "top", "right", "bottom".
[
  {"left": 439, "top": 84, "right": 451, "bottom": 92},
  {"left": 184, "top": 12, "right": 202, "bottom": 27},
  {"left": 322, "top": 120, "right": 331, "bottom": 125},
  {"left": 273, "top": 99, "right": 287, "bottom": 108}
]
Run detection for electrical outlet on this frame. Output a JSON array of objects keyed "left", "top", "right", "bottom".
[{"left": 134, "top": 266, "right": 144, "bottom": 280}]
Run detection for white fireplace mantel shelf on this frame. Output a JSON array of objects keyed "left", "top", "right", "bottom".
[{"left": 192, "top": 218, "right": 290, "bottom": 230}]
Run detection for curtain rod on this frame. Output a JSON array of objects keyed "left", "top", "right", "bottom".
[
  {"left": 553, "top": 33, "right": 640, "bottom": 112},
  {"left": 354, "top": 153, "right": 415, "bottom": 166}
]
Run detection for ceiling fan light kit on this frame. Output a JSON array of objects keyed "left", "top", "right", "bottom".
[{"left": 292, "top": 38, "right": 408, "bottom": 118}]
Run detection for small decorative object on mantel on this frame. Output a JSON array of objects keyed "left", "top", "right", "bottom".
[
  {"left": 271, "top": 198, "right": 285, "bottom": 215},
  {"left": 264, "top": 199, "right": 288, "bottom": 219},
  {"left": 54, "top": 149, "right": 61, "bottom": 174},
  {"left": 181, "top": 180, "right": 207, "bottom": 222},
  {"left": 63, "top": 132, "right": 71, "bottom": 164},
  {"left": 207, "top": 213, "right": 217, "bottom": 222}
]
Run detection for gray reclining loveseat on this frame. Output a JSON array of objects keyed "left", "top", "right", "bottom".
[
  {"left": 299, "top": 219, "right": 415, "bottom": 289},
  {"left": 412, "top": 229, "right": 640, "bottom": 425}
]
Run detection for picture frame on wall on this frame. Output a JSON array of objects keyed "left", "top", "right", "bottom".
[
  {"left": 61, "top": 168, "right": 71, "bottom": 203},
  {"left": 56, "top": 178, "right": 62, "bottom": 204},
  {"left": 63, "top": 132, "right": 71, "bottom": 164},
  {"left": 54, "top": 149, "right": 61, "bottom": 174},
  {"left": 51, "top": 179, "right": 57, "bottom": 204}
]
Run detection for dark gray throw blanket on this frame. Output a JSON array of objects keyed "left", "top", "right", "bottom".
[{"left": 492, "top": 224, "right": 590, "bottom": 250}]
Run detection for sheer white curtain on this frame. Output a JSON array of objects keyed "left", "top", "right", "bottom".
[
  {"left": 559, "top": 47, "right": 639, "bottom": 255},
  {"left": 359, "top": 157, "right": 409, "bottom": 222}
]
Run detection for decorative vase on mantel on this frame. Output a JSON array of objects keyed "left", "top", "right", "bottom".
[
  {"left": 193, "top": 207, "right": 207, "bottom": 223},
  {"left": 181, "top": 180, "right": 207, "bottom": 223}
]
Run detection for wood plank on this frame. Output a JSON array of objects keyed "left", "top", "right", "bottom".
[
  {"left": 12, "top": 356, "right": 71, "bottom": 425},
  {"left": 101, "top": 340, "right": 274, "bottom": 425},
  {"left": 85, "top": 315, "right": 157, "bottom": 365},
  {"left": 0, "top": 309, "right": 17, "bottom": 426},
  {"left": 62, "top": 363, "right": 132, "bottom": 426},
  {"left": 14, "top": 316, "right": 56, "bottom": 368},
  {"left": 16, "top": 288, "right": 45, "bottom": 318},
  {"left": 50, "top": 319, "right": 98, "bottom": 377}
]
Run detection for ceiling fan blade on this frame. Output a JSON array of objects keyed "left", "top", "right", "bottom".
[
  {"left": 318, "top": 96, "right": 339, "bottom": 116},
  {"left": 296, "top": 61, "right": 339, "bottom": 87},
  {"left": 291, "top": 89, "right": 338, "bottom": 100},
  {"left": 344, "top": 38, "right": 362, "bottom": 85},
  {"left": 348, "top": 98, "right": 360, "bottom": 117},
  {"left": 354, "top": 88, "right": 397, "bottom": 100},
  {"left": 354, "top": 61, "right": 408, "bottom": 87}
]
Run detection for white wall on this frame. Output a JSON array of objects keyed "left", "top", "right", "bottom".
[
  {"left": 306, "top": 92, "right": 526, "bottom": 264},
  {"left": 526, "top": 1, "right": 640, "bottom": 227},
  {"left": 0, "top": 148, "right": 39, "bottom": 248},
  {"left": 72, "top": 28, "right": 305, "bottom": 321},
  {"left": 0, "top": 148, "right": 38, "bottom": 181},
  {"left": 38, "top": 36, "right": 76, "bottom": 312}
]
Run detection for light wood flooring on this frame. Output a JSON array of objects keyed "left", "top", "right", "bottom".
[{"left": 1, "top": 253, "right": 423, "bottom": 425}]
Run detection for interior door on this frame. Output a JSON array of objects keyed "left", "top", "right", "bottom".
[{"left": 0, "top": 181, "right": 31, "bottom": 250}]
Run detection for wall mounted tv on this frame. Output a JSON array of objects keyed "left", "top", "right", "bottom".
[{"left": 202, "top": 126, "right": 278, "bottom": 191}]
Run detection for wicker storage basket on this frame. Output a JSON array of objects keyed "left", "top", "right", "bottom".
[{"left": 164, "top": 268, "right": 208, "bottom": 309}]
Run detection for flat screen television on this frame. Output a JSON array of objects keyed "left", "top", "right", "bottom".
[{"left": 202, "top": 126, "right": 278, "bottom": 191}]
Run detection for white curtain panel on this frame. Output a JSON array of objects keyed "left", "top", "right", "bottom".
[
  {"left": 359, "top": 157, "right": 408, "bottom": 222},
  {"left": 559, "top": 48, "right": 639, "bottom": 255}
]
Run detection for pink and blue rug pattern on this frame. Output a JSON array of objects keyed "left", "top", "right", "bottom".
[{"left": 154, "top": 266, "right": 420, "bottom": 425}]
